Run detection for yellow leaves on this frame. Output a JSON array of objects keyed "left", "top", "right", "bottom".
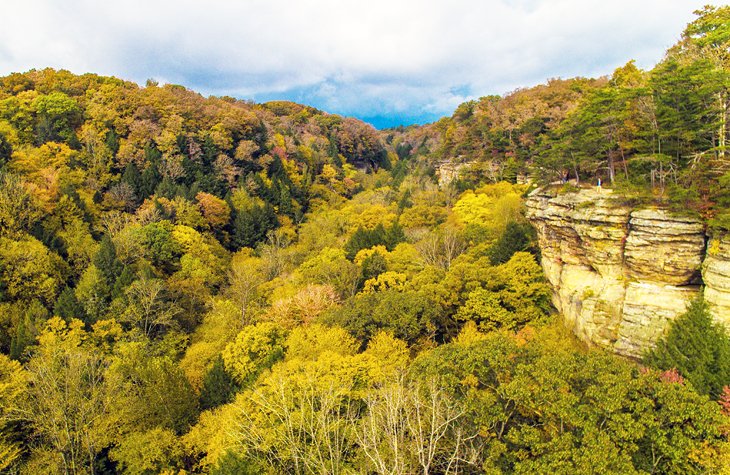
[
  {"left": 0, "top": 235, "right": 65, "bottom": 304},
  {"left": 180, "top": 299, "right": 242, "bottom": 389},
  {"left": 354, "top": 245, "right": 388, "bottom": 266},
  {"left": 284, "top": 324, "right": 357, "bottom": 361},
  {"left": 229, "top": 187, "right": 264, "bottom": 212},
  {"left": 110, "top": 428, "right": 184, "bottom": 475},
  {"left": 37, "top": 317, "right": 87, "bottom": 350},
  {"left": 281, "top": 156, "right": 302, "bottom": 186},
  {"left": 222, "top": 322, "right": 287, "bottom": 385},
  {"left": 320, "top": 163, "right": 339, "bottom": 185},
  {"left": 182, "top": 403, "right": 239, "bottom": 469},
  {"left": 208, "top": 122, "right": 233, "bottom": 150},
  {"left": 452, "top": 182, "right": 526, "bottom": 241},
  {"left": 266, "top": 284, "right": 339, "bottom": 329},
  {"left": 348, "top": 203, "right": 397, "bottom": 232},
  {"left": 362, "top": 271, "right": 407, "bottom": 294},
  {"left": 171, "top": 225, "right": 206, "bottom": 254},
  {"left": 8, "top": 143, "right": 77, "bottom": 208},
  {"left": 454, "top": 321, "right": 489, "bottom": 345},
  {"left": 362, "top": 331, "right": 409, "bottom": 381},
  {"left": 385, "top": 243, "right": 424, "bottom": 277},
  {"left": 90, "top": 319, "right": 124, "bottom": 352}
]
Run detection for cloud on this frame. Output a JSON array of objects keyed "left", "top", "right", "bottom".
[{"left": 0, "top": 0, "right": 708, "bottom": 127}]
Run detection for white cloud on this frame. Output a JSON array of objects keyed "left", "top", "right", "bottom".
[{"left": 0, "top": 0, "right": 709, "bottom": 125}]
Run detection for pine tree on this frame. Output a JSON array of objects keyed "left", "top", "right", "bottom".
[
  {"left": 121, "top": 162, "right": 142, "bottom": 198},
  {"left": 9, "top": 314, "right": 33, "bottom": 361},
  {"left": 199, "top": 356, "right": 238, "bottom": 410},
  {"left": 111, "top": 266, "right": 136, "bottom": 299},
  {"left": 645, "top": 294, "right": 730, "bottom": 397},
  {"left": 384, "top": 221, "right": 406, "bottom": 250},
  {"left": 54, "top": 286, "right": 86, "bottom": 321},
  {"left": 93, "top": 235, "right": 122, "bottom": 284},
  {"left": 489, "top": 222, "right": 535, "bottom": 265}
]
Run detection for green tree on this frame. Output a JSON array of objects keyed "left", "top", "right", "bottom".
[
  {"left": 200, "top": 355, "right": 238, "bottom": 411},
  {"left": 93, "top": 234, "right": 123, "bottom": 284},
  {"left": 32, "top": 91, "right": 81, "bottom": 145},
  {"left": 645, "top": 294, "right": 730, "bottom": 397},
  {"left": 54, "top": 286, "right": 87, "bottom": 322},
  {"left": 231, "top": 203, "right": 278, "bottom": 249},
  {"left": 109, "top": 341, "right": 198, "bottom": 435},
  {"left": 489, "top": 221, "right": 536, "bottom": 265}
]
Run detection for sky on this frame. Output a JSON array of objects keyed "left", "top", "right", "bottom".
[{"left": 0, "top": 0, "right": 711, "bottom": 128}]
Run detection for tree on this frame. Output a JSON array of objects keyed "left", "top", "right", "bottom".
[
  {"left": 75, "top": 265, "right": 110, "bottom": 323},
  {"left": 32, "top": 91, "right": 81, "bottom": 145},
  {"left": 299, "top": 247, "right": 361, "bottom": 299},
  {"left": 0, "top": 132, "right": 12, "bottom": 167},
  {"left": 232, "top": 203, "right": 278, "bottom": 249},
  {"left": 324, "top": 290, "right": 441, "bottom": 346},
  {"left": 0, "top": 235, "right": 65, "bottom": 305},
  {"left": 415, "top": 228, "right": 467, "bottom": 270},
  {"left": 0, "top": 353, "right": 26, "bottom": 472},
  {"left": 196, "top": 191, "right": 231, "bottom": 230},
  {"left": 489, "top": 221, "right": 536, "bottom": 265},
  {"left": 645, "top": 294, "right": 730, "bottom": 397},
  {"left": 221, "top": 322, "right": 287, "bottom": 387},
  {"left": 92, "top": 234, "right": 122, "bottom": 285},
  {"left": 200, "top": 355, "right": 238, "bottom": 410},
  {"left": 109, "top": 427, "right": 184, "bottom": 475},
  {"left": 226, "top": 250, "right": 267, "bottom": 325},
  {"left": 357, "top": 377, "right": 473, "bottom": 475},
  {"left": 18, "top": 318, "right": 121, "bottom": 474},
  {"left": 120, "top": 276, "right": 180, "bottom": 338},
  {"left": 109, "top": 341, "right": 198, "bottom": 434},
  {"left": 138, "top": 221, "right": 183, "bottom": 274}
]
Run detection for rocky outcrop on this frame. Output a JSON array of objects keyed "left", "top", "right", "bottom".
[
  {"left": 705, "top": 237, "right": 730, "bottom": 319},
  {"left": 526, "top": 187, "right": 729, "bottom": 358}
]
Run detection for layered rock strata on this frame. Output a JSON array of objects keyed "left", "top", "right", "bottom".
[{"left": 525, "top": 187, "right": 729, "bottom": 357}]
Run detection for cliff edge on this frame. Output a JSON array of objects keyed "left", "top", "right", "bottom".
[{"left": 525, "top": 187, "right": 730, "bottom": 357}]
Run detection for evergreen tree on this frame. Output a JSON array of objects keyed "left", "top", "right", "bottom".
[
  {"left": 489, "top": 221, "right": 535, "bottom": 265},
  {"left": 199, "top": 356, "right": 238, "bottom": 410},
  {"left": 344, "top": 225, "right": 388, "bottom": 260},
  {"left": 231, "top": 204, "right": 278, "bottom": 249},
  {"left": 112, "top": 266, "right": 136, "bottom": 299},
  {"left": 9, "top": 300, "right": 48, "bottom": 360},
  {"left": 9, "top": 314, "right": 33, "bottom": 361},
  {"left": 140, "top": 163, "right": 161, "bottom": 199},
  {"left": 93, "top": 235, "right": 122, "bottom": 284},
  {"left": 0, "top": 133, "right": 12, "bottom": 167},
  {"left": 360, "top": 252, "right": 387, "bottom": 282},
  {"left": 54, "top": 286, "right": 86, "bottom": 321},
  {"left": 121, "top": 162, "right": 142, "bottom": 197},
  {"left": 645, "top": 294, "right": 730, "bottom": 397},
  {"left": 384, "top": 221, "right": 406, "bottom": 250}
]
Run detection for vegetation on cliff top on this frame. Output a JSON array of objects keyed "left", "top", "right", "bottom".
[{"left": 389, "top": 5, "right": 730, "bottom": 226}]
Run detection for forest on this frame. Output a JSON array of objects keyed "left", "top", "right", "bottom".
[{"left": 0, "top": 5, "right": 729, "bottom": 475}]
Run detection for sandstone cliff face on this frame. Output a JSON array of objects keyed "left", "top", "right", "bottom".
[{"left": 526, "top": 187, "right": 729, "bottom": 358}]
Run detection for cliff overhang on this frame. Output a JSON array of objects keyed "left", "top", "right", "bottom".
[{"left": 526, "top": 187, "right": 730, "bottom": 357}]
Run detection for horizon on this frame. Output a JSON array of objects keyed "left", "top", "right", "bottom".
[{"left": 1, "top": 0, "right": 711, "bottom": 129}]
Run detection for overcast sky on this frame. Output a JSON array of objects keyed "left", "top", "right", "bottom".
[{"left": 0, "top": 0, "right": 710, "bottom": 128}]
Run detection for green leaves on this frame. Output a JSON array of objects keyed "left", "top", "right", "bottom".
[{"left": 645, "top": 294, "right": 730, "bottom": 398}]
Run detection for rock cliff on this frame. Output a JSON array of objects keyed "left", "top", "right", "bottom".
[{"left": 525, "top": 187, "right": 730, "bottom": 357}]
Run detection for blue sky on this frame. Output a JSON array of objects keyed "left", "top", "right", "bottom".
[{"left": 0, "top": 0, "right": 710, "bottom": 128}]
